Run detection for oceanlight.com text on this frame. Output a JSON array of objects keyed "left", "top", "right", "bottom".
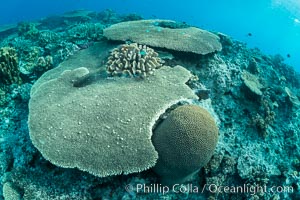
[{"left": 125, "top": 183, "right": 294, "bottom": 196}]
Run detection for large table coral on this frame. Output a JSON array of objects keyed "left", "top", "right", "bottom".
[
  {"left": 28, "top": 42, "right": 198, "bottom": 177},
  {"left": 103, "top": 19, "right": 222, "bottom": 55}
]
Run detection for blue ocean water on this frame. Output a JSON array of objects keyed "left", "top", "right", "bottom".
[{"left": 1, "top": 0, "right": 300, "bottom": 71}]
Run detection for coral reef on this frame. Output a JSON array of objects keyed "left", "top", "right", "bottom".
[
  {"left": 251, "top": 95, "right": 276, "bottom": 137},
  {"left": 60, "top": 10, "right": 95, "bottom": 22},
  {"left": 103, "top": 19, "right": 222, "bottom": 55},
  {"left": 0, "top": 11, "right": 300, "bottom": 200},
  {"left": 106, "top": 43, "right": 162, "bottom": 77},
  {"left": 38, "top": 30, "right": 60, "bottom": 45},
  {"left": 0, "top": 10, "right": 146, "bottom": 82},
  {"left": 18, "top": 46, "right": 54, "bottom": 76},
  {"left": 152, "top": 105, "right": 218, "bottom": 184},
  {"left": 66, "top": 23, "right": 104, "bottom": 44},
  {"left": 246, "top": 87, "right": 277, "bottom": 137},
  {"left": 0, "top": 47, "right": 21, "bottom": 85},
  {"left": 28, "top": 42, "right": 198, "bottom": 178},
  {"left": 96, "top": 9, "right": 143, "bottom": 25},
  {"left": 17, "top": 22, "right": 40, "bottom": 39},
  {"left": 190, "top": 34, "right": 300, "bottom": 199}
]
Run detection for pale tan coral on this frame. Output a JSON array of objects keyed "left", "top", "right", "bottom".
[
  {"left": 2, "top": 182, "right": 21, "bottom": 200},
  {"left": 106, "top": 43, "right": 162, "bottom": 77},
  {"left": 103, "top": 19, "right": 222, "bottom": 55},
  {"left": 241, "top": 70, "right": 263, "bottom": 96},
  {"left": 29, "top": 65, "right": 197, "bottom": 178}
]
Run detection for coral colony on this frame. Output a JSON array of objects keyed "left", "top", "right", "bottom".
[{"left": 0, "top": 10, "right": 299, "bottom": 200}]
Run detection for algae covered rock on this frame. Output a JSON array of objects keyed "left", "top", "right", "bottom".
[
  {"left": 152, "top": 105, "right": 219, "bottom": 184},
  {"left": 103, "top": 19, "right": 222, "bottom": 55},
  {"left": 28, "top": 43, "right": 198, "bottom": 177}
]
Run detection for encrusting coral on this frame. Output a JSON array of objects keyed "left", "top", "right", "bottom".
[
  {"left": 0, "top": 47, "right": 21, "bottom": 85},
  {"left": 106, "top": 43, "right": 162, "bottom": 77},
  {"left": 285, "top": 86, "right": 300, "bottom": 107},
  {"left": 241, "top": 70, "right": 264, "bottom": 96}
]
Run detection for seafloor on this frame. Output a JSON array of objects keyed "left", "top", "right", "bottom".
[{"left": 0, "top": 10, "right": 299, "bottom": 200}]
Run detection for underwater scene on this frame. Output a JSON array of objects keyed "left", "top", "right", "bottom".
[{"left": 0, "top": 0, "right": 300, "bottom": 200}]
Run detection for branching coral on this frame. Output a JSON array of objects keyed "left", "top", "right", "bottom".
[
  {"left": 17, "top": 22, "right": 39, "bottom": 39},
  {"left": 252, "top": 95, "right": 276, "bottom": 137},
  {"left": 18, "top": 46, "right": 53, "bottom": 75},
  {"left": 106, "top": 43, "right": 162, "bottom": 77},
  {"left": 67, "top": 23, "right": 104, "bottom": 42},
  {"left": 38, "top": 30, "right": 60, "bottom": 44},
  {"left": 0, "top": 47, "right": 21, "bottom": 85}
]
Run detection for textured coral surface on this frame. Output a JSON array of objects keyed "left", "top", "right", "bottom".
[
  {"left": 152, "top": 105, "right": 218, "bottom": 184},
  {"left": 103, "top": 19, "right": 222, "bottom": 55},
  {"left": 106, "top": 43, "right": 162, "bottom": 77}
]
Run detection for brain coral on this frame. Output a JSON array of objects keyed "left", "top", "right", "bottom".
[
  {"left": 28, "top": 54, "right": 198, "bottom": 177},
  {"left": 152, "top": 105, "right": 219, "bottom": 184},
  {"left": 103, "top": 19, "right": 222, "bottom": 55},
  {"left": 0, "top": 47, "right": 21, "bottom": 85},
  {"left": 106, "top": 43, "right": 162, "bottom": 77}
]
